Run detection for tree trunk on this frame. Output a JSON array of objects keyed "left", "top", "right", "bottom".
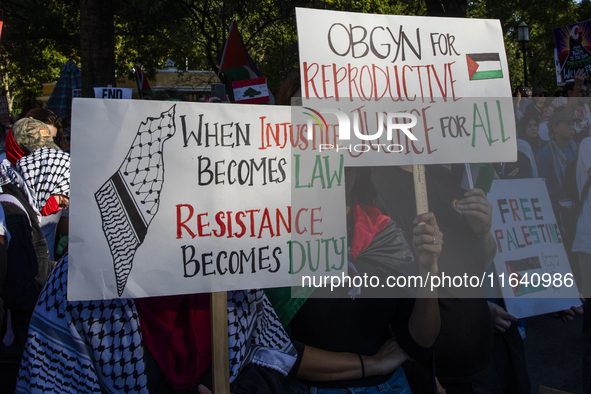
[{"left": 80, "top": 0, "right": 116, "bottom": 98}]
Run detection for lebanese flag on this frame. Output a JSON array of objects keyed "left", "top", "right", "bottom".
[
  {"left": 466, "top": 53, "right": 503, "bottom": 80},
  {"left": 134, "top": 64, "right": 154, "bottom": 99},
  {"left": 219, "top": 21, "right": 261, "bottom": 82},
  {"left": 232, "top": 77, "right": 270, "bottom": 104}
]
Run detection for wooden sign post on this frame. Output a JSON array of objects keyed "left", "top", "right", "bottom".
[
  {"left": 413, "top": 165, "right": 429, "bottom": 214},
  {"left": 211, "top": 291, "right": 230, "bottom": 393}
]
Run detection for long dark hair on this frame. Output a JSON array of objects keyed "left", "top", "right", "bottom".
[{"left": 351, "top": 167, "right": 377, "bottom": 205}]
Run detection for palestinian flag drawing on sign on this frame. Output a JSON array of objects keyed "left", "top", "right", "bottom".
[
  {"left": 504, "top": 256, "right": 547, "bottom": 297},
  {"left": 466, "top": 53, "right": 503, "bottom": 81}
]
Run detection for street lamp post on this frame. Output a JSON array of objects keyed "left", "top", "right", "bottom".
[{"left": 518, "top": 21, "right": 530, "bottom": 87}]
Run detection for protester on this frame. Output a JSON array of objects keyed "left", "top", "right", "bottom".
[
  {"left": 0, "top": 147, "right": 70, "bottom": 394},
  {"left": 524, "top": 87, "right": 547, "bottom": 120},
  {"left": 538, "top": 111, "right": 580, "bottom": 215},
  {"left": 517, "top": 114, "right": 544, "bottom": 161},
  {"left": 24, "top": 108, "right": 62, "bottom": 145},
  {"left": 5, "top": 117, "right": 61, "bottom": 167},
  {"left": 279, "top": 167, "right": 441, "bottom": 394},
  {"left": 372, "top": 165, "right": 500, "bottom": 393},
  {"left": 16, "top": 254, "right": 297, "bottom": 394},
  {"left": 4, "top": 117, "right": 67, "bottom": 261},
  {"left": 513, "top": 86, "right": 530, "bottom": 121},
  {"left": 573, "top": 84, "right": 591, "bottom": 143},
  {"left": 573, "top": 134, "right": 591, "bottom": 393}
]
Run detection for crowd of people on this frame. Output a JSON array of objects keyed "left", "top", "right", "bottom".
[
  {"left": 0, "top": 68, "right": 589, "bottom": 394},
  {"left": 510, "top": 69, "right": 591, "bottom": 393}
]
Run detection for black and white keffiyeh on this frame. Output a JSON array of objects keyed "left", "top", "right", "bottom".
[
  {"left": 17, "top": 255, "right": 296, "bottom": 393},
  {"left": 15, "top": 147, "right": 70, "bottom": 212},
  {"left": 16, "top": 255, "right": 148, "bottom": 394},
  {"left": 227, "top": 290, "right": 297, "bottom": 381},
  {"left": 0, "top": 159, "right": 30, "bottom": 196}
]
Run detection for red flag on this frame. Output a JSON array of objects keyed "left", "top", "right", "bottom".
[
  {"left": 133, "top": 64, "right": 154, "bottom": 99},
  {"left": 219, "top": 21, "right": 261, "bottom": 82}
]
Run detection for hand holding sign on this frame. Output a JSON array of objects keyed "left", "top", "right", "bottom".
[
  {"left": 457, "top": 188, "right": 493, "bottom": 241},
  {"left": 412, "top": 212, "right": 443, "bottom": 272}
]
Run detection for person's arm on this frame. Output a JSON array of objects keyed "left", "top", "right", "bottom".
[
  {"left": 407, "top": 212, "right": 441, "bottom": 347},
  {"left": 294, "top": 213, "right": 442, "bottom": 381},
  {"left": 296, "top": 338, "right": 408, "bottom": 381},
  {"left": 457, "top": 189, "right": 496, "bottom": 269},
  {"left": 566, "top": 69, "right": 586, "bottom": 114}
]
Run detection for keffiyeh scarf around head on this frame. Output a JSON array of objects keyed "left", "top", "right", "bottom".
[
  {"left": 0, "top": 159, "right": 38, "bottom": 215},
  {"left": 16, "top": 148, "right": 69, "bottom": 214}
]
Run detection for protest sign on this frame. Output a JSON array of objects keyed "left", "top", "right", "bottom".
[
  {"left": 554, "top": 20, "right": 591, "bottom": 82},
  {"left": 488, "top": 179, "right": 580, "bottom": 319},
  {"left": 93, "top": 87, "right": 133, "bottom": 100},
  {"left": 295, "top": 8, "right": 516, "bottom": 166},
  {"left": 68, "top": 99, "right": 346, "bottom": 300}
]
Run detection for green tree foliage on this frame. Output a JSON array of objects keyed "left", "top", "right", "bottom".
[
  {"left": 0, "top": 0, "right": 79, "bottom": 116},
  {"left": 3, "top": 0, "right": 589, "bottom": 116},
  {"left": 470, "top": 0, "right": 591, "bottom": 93}
]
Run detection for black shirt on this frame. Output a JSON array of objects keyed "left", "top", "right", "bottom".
[
  {"left": 288, "top": 220, "right": 432, "bottom": 389},
  {"left": 371, "top": 165, "right": 494, "bottom": 383}
]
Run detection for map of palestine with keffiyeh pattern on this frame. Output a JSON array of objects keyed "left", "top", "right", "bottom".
[{"left": 95, "top": 105, "right": 176, "bottom": 296}]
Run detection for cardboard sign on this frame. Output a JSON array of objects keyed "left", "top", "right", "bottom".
[
  {"left": 93, "top": 87, "right": 133, "bottom": 100},
  {"left": 554, "top": 20, "right": 591, "bottom": 82},
  {"left": 488, "top": 179, "right": 580, "bottom": 319},
  {"left": 68, "top": 99, "right": 345, "bottom": 300},
  {"left": 295, "top": 8, "right": 517, "bottom": 166}
]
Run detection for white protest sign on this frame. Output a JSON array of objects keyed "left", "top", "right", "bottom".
[
  {"left": 295, "top": 8, "right": 516, "bottom": 165},
  {"left": 488, "top": 179, "right": 580, "bottom": 318},
  {"left": 93, "top": 87, "right": 133, "bottom": 100},
  {"left": 69, "top": 99, "right": 346, "bottom": 301}
]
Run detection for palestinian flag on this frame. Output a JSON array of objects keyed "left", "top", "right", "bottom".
[
  {"left": 219, "top": 21, "right": 261, "bottom": 82},
  {"left": 504, "top": 256, "right": 547, "bottom": 297},
  {"left": 233, "top": 77, "right": 270, "bottom": 104},
  {"left": 466, "top": 53, "right": 503, "bottom": 81},
  {"left": 133, "top": 64, "right": 154, "bottom": 99}
]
